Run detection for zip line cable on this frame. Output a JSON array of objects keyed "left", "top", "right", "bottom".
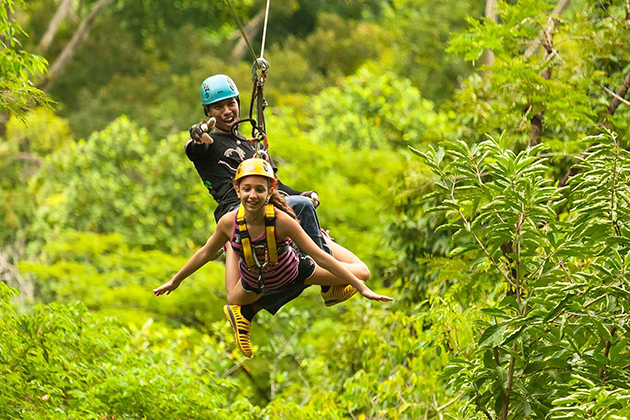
[
  {"left": 260, "top": 0, "right": 271, "bottom": 59},
  {"left": 224, "top": 0, "right": 273, "bottom": 158}
]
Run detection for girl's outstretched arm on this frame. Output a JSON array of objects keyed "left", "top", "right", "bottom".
[
  {"left": 277, "top": 211, "right": 393, "bottom": 303},
  {"left": 153, "top": 214, "right": 233, "bottom": 296}
]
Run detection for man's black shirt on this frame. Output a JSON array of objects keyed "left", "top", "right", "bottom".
[{"left": 186, "top": 131, "right": 300, "bottom": 222}]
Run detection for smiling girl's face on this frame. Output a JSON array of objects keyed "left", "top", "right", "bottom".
[{"left": 236, "top": 175, "right": 271, "bottom": 212}]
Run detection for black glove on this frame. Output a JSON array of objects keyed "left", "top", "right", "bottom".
[{"left": 189, "top": 118, "right": 215, "bottom": 144}]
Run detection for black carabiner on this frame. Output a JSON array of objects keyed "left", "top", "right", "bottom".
[{"left": 230, "top": 118, "right": 263, "bottom": 139}]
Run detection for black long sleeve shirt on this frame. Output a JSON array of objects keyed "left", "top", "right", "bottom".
[{"left": 186, "top": 131, "right": 301, "bottom": 222}]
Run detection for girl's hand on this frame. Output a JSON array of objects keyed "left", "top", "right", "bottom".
[
  {"left": 359, "top": 286, "right": 393, "bottom": 303},
  {"left": 153, "top": 279, "right": 181, "bottom": 296}
]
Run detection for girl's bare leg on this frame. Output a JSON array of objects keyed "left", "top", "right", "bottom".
[
  {"left": 227, "top": 279, "right": 263, "bottom": 306},
  {"left": 325, "top": 237, "right": 370, "bottom": 281},
  {"left": 305, "top": 262, "right": 368, "bottom": 287},
  {"left": 224, "top": 244, "right": 241, "bottom": 294}
]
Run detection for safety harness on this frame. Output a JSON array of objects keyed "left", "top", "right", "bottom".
[{"left": 236, "top": 203, "right": 278, "bottom": 293}]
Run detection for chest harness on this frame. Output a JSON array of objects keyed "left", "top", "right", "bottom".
[{"left": 236, "top": 203, "right": 280, "bottom": 293}]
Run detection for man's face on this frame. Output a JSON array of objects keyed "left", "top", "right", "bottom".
[{"left": 207, "top": 97, "right": 239, "bottom": 134}]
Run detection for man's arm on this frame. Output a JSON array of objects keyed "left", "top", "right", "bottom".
[
  {"left": 185, "top": 138, "right": 211, "bottom": 160},
  {"left": 277, "top": 180, "right": 302, "bottom": 196}
]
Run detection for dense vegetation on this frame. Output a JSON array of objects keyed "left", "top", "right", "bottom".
[{"left": 2, "top": 0, "right": 630, "bottom": 418}]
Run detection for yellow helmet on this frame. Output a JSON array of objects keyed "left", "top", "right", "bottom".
[{"left": 235, "top": 158, "right": 276, "bottom": 187}]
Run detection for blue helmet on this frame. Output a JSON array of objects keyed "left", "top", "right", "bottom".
[{"left": 200, "top": 74, "right": 240, "bottom": 105}]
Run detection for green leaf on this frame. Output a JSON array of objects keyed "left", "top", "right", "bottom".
[
  {"left": 479, "top": 324, "right": 508, "bottom": 347},
  {"left": 480, "top": 307, "right": 511, "bottom": 319}
]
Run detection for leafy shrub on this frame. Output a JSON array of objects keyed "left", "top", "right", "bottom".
[{"left": 0, "top": 283, "right": 252, "bottom": 419}]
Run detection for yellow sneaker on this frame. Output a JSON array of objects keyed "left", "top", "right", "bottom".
[
  {"left": 321, "top": 284, "right": 358, "bottom": 307},
  {"left": 223, "top": 305, "right": 253, "bottom": 358}
]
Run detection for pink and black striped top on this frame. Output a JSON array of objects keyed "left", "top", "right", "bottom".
[{"left": 230, "top": 208, "right": 300, "bottom": 291}]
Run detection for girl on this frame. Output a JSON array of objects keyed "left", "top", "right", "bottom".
[{"left": 154, "top": 158, "right": 392, "bottom": 357}]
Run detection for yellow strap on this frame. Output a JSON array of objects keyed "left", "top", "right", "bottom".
[
  {"left": 264, "top": 204, "right": 277, "bottom": 265},
  {"left": 236, "top": 205, "right": 256, "bottom": 269}
]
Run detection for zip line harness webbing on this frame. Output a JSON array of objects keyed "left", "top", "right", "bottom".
[
  {"left": 236, "top": 203, "right": 278, "bottom": 293},
  {"left": 226, "top": 0, "right": 272, "bottom": 161}
]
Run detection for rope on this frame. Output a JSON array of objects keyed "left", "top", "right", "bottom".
[{"left": 225, "top": 0, "right": 258, "bottom": 62}]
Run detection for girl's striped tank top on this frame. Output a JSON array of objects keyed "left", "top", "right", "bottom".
[{"left": 230, "top": 208, "right": 300, "bottom": 291}]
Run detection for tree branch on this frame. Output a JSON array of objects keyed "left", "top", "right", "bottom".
[
  {"left": 41, "top": 0, "right": 114, "bottom": 91},
  {"left": 231, "top": 10, "right": 265, "bottom": 61},
  {"left": 523, "top": 0, "right": 572, "bottom": 58},
  {"left": 605, "top": 72, "right": 630, "bottom": 115},
  {"left": 37, "top": 0, "right": 73, "bottom": 55},
  {"left": 500, "top": 342, "right": 518, "bottom": 420}
]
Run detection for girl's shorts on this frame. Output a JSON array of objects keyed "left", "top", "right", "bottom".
[{"left": 241, "top": 251, "right": 316, "bottom": 315}]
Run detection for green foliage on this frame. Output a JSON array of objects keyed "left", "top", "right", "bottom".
[
  {"left": 30, "top": 116, "right": 213, "bottom": 253},
  {"left": 378, "top": 0, "right": 479, "bottom": 103},
  {"left": 382, "top": 156, "right": 455, "bottom": 298},
  {"left": 417, "top": 130, "right": 630, "bottom": 418},
  {"left": 0, "top": 109, "right": 71, "bottom": 244},
  {"left": 447, "top": 0, "right": 630, "bottom": 147},
  {"left": 0, "top": 283, "right": 255, "bottom": 419},
  {"left": 0, "top": 0, "right": 50, "bottom": 120},
  {"left": 5, "top": 108, "right": 72, "bottom": 155},
  {"left": 305, "top": 66, "right": 451, "bottom": 150},
  {"left": 19, "top": 229, "right": 227, "bottom": 327},
  {"left": 5, "top": 0, "right": 630, "bottom": 416}
]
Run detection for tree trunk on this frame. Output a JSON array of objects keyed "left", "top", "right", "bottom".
[
  {"left": 607, "top": 71, "right": 630, "bottom": 115},
  {"left": 482, "top": 0, "right": 499, "bottom": 67},
  {"left": 231, "top": 10, "right": 265, "bottom": 61},
  {"left": 37, "top": 0, "right": 73, "bottom": 55},
  {"left": 528, "top": 35, "right": 553, "bottom": 146},
  {"left": 41, "top": 0, "right": 113, "bottom": 91}
]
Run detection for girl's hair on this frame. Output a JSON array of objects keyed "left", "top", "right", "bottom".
[{"left": 269, "top": 189, "right": 298, "bottom": 220}]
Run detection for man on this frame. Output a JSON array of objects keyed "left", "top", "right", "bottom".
[{"left": 186, "top": 74, "right": 362, "bottom": 357}]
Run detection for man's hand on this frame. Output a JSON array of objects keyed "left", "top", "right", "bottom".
[
  {"left": 189, "top": 117, "right": 216, "bottom": 144},
  {"left": 300, "top": 191, "right": 320, "bottom": 208}
]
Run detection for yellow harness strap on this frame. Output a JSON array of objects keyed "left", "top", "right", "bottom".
[
  {"left": 236, "top": 205, "right": 256, "bottom": 268},
  {"left": 264, "top": 204, "right": 278, "bottom": 265},
  {"left": 236, "top": 204, "right": 278, "bottom": 269}
]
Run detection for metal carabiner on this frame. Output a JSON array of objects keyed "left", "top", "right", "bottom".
[
  {"left": 251, "top": 244, "right": 269, "bottom": 293},
  {"left": 252, "top": 58, "right": 270, "bottom": 85}
]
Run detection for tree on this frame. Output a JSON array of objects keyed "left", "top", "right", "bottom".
[
  {"left": 0, "top": 282, "right": 255, "bottom": 418},
  {"left": 416, "top": 130, "right": 630, "bottom": 418},
  {"left": 447, "top": 0, "right": 630, "bottom": 150},
  {"left": 0, "top": 0, "right": 50, "bottom": 122},
  {"left": 30, "top": 116, "right": 213, "bottom": 253}
]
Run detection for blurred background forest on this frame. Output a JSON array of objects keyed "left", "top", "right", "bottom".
[{"left": 2, "top": 0, "right": 630, "bottom": 418}]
